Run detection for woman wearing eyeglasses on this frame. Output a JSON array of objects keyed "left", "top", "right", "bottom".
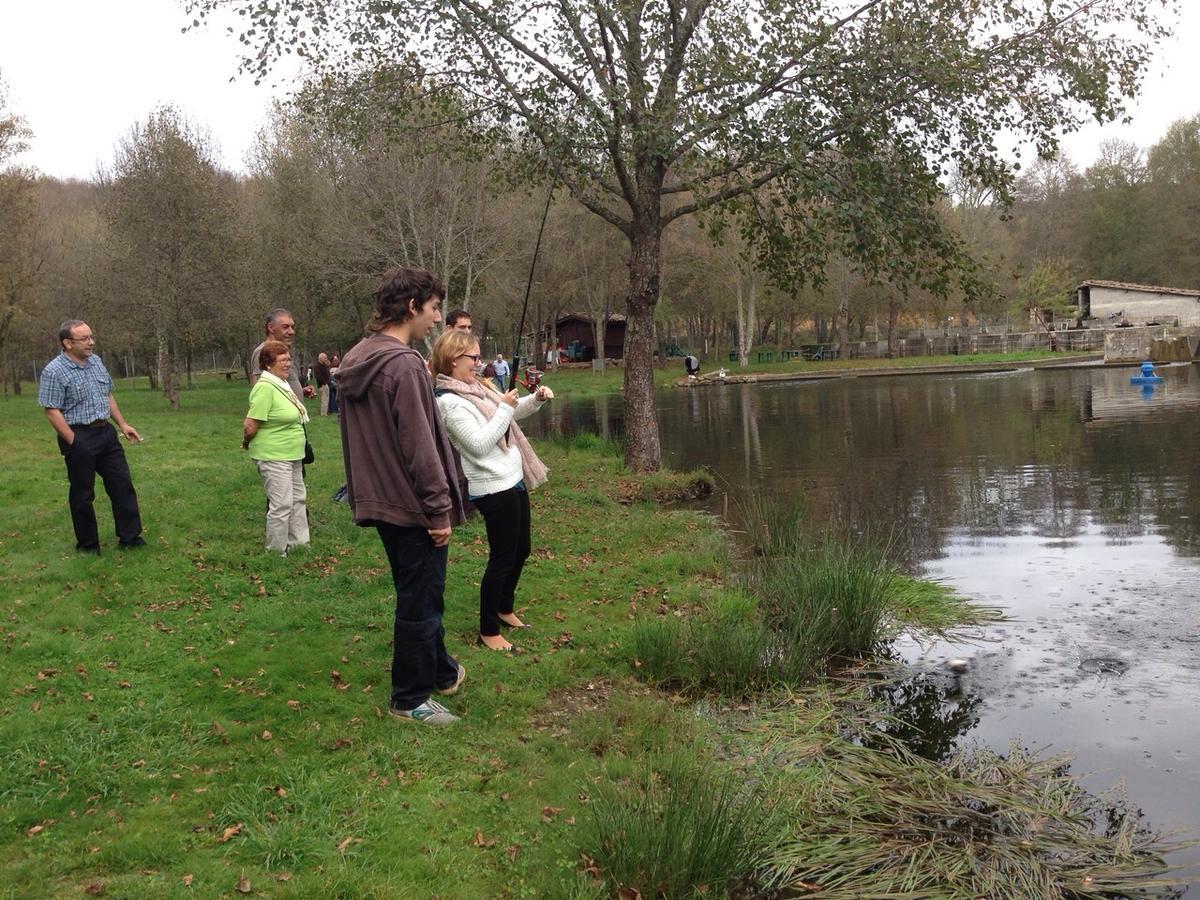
[
  {"left": 241, "top": 340, "right": 310, "bottom": 556},
  {"left": 430, "top": 329, "right": 550, "bottom": 651}
]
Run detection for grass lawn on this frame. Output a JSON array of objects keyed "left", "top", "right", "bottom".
[
  {"left": 0, "top": 377, "right": 724, "bottom": 897},
  {"left": 537, "top": 349, "right": 1095, "bottom": 398}
]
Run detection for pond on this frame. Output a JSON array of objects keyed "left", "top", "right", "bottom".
[{"left": 530, "top": 362, "right": 1200, "bottom": 885}]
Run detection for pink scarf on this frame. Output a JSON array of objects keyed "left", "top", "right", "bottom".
[{"left": 435, "top": 374, "right": 548, "bottom": 491}]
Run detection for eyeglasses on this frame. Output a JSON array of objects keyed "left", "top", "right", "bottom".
[
  {"left": 457, "top": 353, "right": 482, "bottom": 362},
  {"left": 67, "top": 335, "right": 96, "bottom": 343}
]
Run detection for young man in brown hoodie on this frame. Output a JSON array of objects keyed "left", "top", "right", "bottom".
[{"left": 336, "top": 267, "right": 468, "bottom": 725}]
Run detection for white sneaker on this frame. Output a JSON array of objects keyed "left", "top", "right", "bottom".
[{"left": 388, "top": 698, "right": 459, "bottom": 725}]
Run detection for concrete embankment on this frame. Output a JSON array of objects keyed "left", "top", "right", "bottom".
[{"left": 678, "top": 353, "right": 1110, "bottom": 388}]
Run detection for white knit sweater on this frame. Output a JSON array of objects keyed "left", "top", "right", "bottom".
[{"left": 436, "top": 392, "right": 545, "bottom": 497}]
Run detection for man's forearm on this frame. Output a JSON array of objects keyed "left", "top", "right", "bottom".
[
  {"left": 45, "top": 408, "right": 74, "bottom": 443},
  {"left": 108, "top": 396, "right": 128, "bottom": 429}
]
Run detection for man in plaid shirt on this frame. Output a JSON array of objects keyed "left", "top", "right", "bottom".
[{"left": 37, "top": 320, "right": 145, "bottom": 554}]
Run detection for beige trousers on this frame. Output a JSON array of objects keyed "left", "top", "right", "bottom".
[
  {"left": 318, "top": 384, "right": 330, "bottom": 415},
  {"left": 255, "top": 459, "right": 310, "bottom": 554}
]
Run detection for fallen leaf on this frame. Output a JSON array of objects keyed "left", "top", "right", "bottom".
[
  {"left": 218, "top": 823, "right": 243, "bottom": 843},
  {"left": 117, "top": 681, "right": 132, "bottom": 689},
  {"left": 235, "top": 874, "right": 252, "bottom": 894},
  {"left": 617, "top": 888, "right": 642, "bottom": 900},
  {"left": 31, "top": 700, "right": 41, "bottom": 713},
  {"left": 275, "top": 873, "right": 292, "bottom": 882},
  {"left": 505, "top": 844, "right": 520, "bottom": 863},
  {"left": 541, "top": 805, "right": 564, "bottom": 823},
  {"left": 336, "top": 835, "right": 358, "bottom": 852},
  {"left": 472, "top": 830, "right": 497, "bottom": 849},
  {"left": 83, "top": 883, "right": 106, "bottom": 896},
  {"left": 274, "top": 786, "right": 287, "bottom": 797},
  {"left": 82, "top": 692, "right": 94, "bottom": 702},
  {"left": 132, "top": 758, "right": 145, "bottom": 769},
  {"left": 286, "top": 700, "right": 300, "bottom": 710},
  {"left": 261, "top": 730, "right": 272, "bottom": 741},
  {"left": 26, "top": 825, "right": 44, "bottom": 837},
  {"left": 331, "top": 738, "right": 352, "bottom": 751},
  {"left": 182, "top": 874, "right": 193, "bottom": 888}
]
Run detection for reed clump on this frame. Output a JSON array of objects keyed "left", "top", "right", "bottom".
[{"left": 584, "top": 751, "right": 782, "bottom": 900}]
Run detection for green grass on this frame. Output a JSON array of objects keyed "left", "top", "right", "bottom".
[
  {"left": 0, "top": 376, "right": 729, "bottom": 897},
  {"left": 538, "top": 350, "right": 1094, "bottom": 397}
]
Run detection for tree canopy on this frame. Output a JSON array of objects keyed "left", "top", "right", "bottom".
[{"left": 191, "top": 0, "right": 1176, "bottom": 469}]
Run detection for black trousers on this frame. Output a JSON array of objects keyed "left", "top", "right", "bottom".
[
  {"left": 375, "top": 522, "right": 460, "bottom": 710},
  {"left": 472, "top": 486, "right": 531, "bottom": 636},
  {"left": 57, "top": 423, "right": 142, "bottom": 550}
]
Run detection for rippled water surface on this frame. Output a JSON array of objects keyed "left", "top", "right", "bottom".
[{"left": 531, "top": 363, "right": 1200, "bottom": 882}]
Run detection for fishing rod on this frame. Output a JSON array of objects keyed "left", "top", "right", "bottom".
[{"left": 509, "top": 178, "right": 556, "bottom": 391}]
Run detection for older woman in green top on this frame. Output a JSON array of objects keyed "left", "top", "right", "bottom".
[{"left": 242, "top": 340, "right": 310, "bottom": 555}]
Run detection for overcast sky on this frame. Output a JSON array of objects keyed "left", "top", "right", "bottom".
[{"left": 2, "top": 0, "right": 1198, "bottom": 179}]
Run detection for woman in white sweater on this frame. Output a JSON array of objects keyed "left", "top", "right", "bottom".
[{"left": 431, "top": 330, "right": 551, "bottom": 651}]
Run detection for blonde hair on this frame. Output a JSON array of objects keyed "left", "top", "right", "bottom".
[{"left": 431, "top": 329, "right": 495, "bottom": 389}]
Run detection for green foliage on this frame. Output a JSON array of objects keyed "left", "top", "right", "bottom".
[
  {"left": 585, "top": 751, "right": 781, "bottom": 899},
  {"left": 1015, "top": 258, "right": 1079, "bottom": 320}
]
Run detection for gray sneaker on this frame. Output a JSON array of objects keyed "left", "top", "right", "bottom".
[
  {"left": 388, "top": 698, "right": 459, "bottom": 725},
  {"left": 437, "top": 664, "right": 467, "bottom": 696}
]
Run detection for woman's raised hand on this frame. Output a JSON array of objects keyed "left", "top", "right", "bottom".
[{"left": 502, "top": 389, "right": 519, "bottom": 408}]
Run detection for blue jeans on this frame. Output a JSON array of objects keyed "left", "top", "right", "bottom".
[{"left": 374, "top": 523, "right": 460, "bottom": 709}]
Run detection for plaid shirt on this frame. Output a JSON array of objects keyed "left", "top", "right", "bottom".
[{"left": 37, "top": 353, "right": 114, "bottom": 425}]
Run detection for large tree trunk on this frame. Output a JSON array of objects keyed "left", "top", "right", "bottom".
[
  {"left": 622, "top": 225, "right": 662, "bottom": 473},
  {"left": 886, "top": 298, "right": 901, "bottom": 359},
  {"left": 735, "top": 277, "right": 756, "bottom": 369}
]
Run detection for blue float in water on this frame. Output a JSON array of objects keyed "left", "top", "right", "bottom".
[{"left": 1130, "top": 361, "right": 1164, "bottom": 385}]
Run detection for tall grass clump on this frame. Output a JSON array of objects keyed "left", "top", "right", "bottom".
[
  {"left": 749, "top": 535, "right": 908, "bottom": 661},
  {"left": 585, "top": 751, "right": 781, "bottom": 899},
  {"left": 631, "top": 599, "right": 790, "bottom": 697}
]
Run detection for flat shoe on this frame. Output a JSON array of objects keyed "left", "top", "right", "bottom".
[
  {"left": 477, "top": 635, "right": 514, "bottom": 652},
  {"left": 499, "top": 619, "right": 531, "bottom": 630}
]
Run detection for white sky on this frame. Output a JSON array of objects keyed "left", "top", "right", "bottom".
[{"left": 1, "top": 0, "right": 1198, "bottom": 179}]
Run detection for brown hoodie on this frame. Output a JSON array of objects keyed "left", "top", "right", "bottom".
[{"left": 336, "top": 333, "right": 466, "bottom": 530}]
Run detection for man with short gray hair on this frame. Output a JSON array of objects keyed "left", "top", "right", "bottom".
[
  {"left": 37, "top": 320, "right": 144, "bottom": 553},
  {"left": 249, "top": 308, "right": 313, "bottom": 398}
]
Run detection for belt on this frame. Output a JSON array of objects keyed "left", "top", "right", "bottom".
[{"left": 71, "top": 420, "right": 110, "bottom": 429}]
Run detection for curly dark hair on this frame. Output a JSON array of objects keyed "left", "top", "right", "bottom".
[{"left": 367, "top": 267, "right": 446, "bottom": 333}]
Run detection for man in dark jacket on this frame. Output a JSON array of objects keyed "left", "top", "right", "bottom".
[{"left": 337, "top": 267, "right": 468, "bottom": 725}]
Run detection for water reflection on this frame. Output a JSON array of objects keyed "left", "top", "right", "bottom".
[
  {"left": 864, "top": 673, "right": 983, "bottom": 763},
  {"left": 534, "top": 365, "right": 1200, "bottom": 565}
]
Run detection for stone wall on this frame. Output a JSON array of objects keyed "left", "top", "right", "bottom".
[{"left": 1089, "top": 286, "right": 1200, "bottom": 326}]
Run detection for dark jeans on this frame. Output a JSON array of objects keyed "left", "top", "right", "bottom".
[
  {"left": 328, "top": 382, "right": 339, "bottom": 414},
  {"left": 472, "top": 486, "right": 531, "bottom": 636},
  {"left": 57, "top": 423, "right": 142, "bottom": 550},
  {"left": 375, "top": 522, "right": 459, "bottom": 710}
]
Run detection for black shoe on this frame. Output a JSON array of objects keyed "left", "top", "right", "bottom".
[
  {"left": 119, "top": 537, "right": 147, "bottom": 549},
  {"left": 78, "top": 545, "right": 102, "bottom": 555}
]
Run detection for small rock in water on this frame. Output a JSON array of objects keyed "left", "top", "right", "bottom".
[
  {"left": 947, "top": 658, "right": 969, "bottom": 674},
  {"left": 1078, "top": 657, "right": 1129, "bottom": 676}
]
